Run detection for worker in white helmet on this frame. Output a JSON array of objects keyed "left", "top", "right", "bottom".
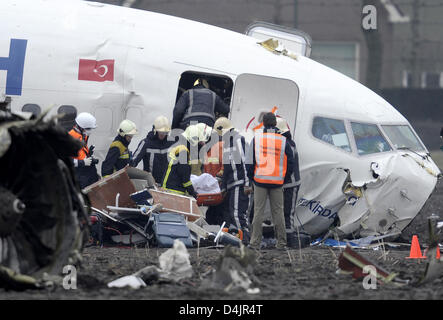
[
  {"left": 68, "top": 112, "right": 100, "bottom": 188},
  {"left": 181, "top": 122, "right": 213, "bottom": 175},
  {"left": 130, "top": 115, "right": 175, "bottom": 184},
  {"left": 102, "top": 119, "right": 138, "bottom": 177}
]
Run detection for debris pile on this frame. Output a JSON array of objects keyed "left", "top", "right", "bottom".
[
  {"left": 107, "top": 239, "right": 193, "bottom": 289},
  {"left": 84, "top": 166, "right": 230, "bottom": 249},
  {"left": 336, "top": 213, "right": 443, "bottom": 287}
]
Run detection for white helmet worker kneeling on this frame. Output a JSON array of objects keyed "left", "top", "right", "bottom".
[
  {"left": 130, "top": 115, "right": 175, "bottom": 184},
  {"left": 102, "top": 119, "right": 138, "bottom": 177},
  {"left": 69, "top": 112, "right": 100, "bottom": 189}
]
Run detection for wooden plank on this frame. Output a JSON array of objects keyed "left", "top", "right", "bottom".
[
  {"left": 83, "top": 167, "right": 137, "bottom": 212},
  {"left": 149, "top": 189, "right": 201, "bottom": 222}
]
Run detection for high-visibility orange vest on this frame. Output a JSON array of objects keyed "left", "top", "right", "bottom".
[
  {"left": 254, "top": 132, "right": 287, "bottom": 185},
  {"left": 69, "top": 128, "right": 90, "bottom": 160},
  {"left": 204, "top": 140, "right": 223, "bottom": 177}
]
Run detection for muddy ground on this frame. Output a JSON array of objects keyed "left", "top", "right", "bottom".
[{"left": 1, "top": 180, "right": 443, "bottom": 304}]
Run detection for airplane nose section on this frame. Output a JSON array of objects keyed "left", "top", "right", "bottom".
[{"left": 336, "top": 152, "right": 440, "bottom": 237}]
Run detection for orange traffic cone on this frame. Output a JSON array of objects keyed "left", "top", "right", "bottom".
[
  {"left": 426, "top": 247, "right": 442, "bottom": 259},
  {"left": 406, "top": 235, "right": 426, "bottom": 259}
]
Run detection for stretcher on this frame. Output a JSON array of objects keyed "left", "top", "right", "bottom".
[{"left": 196, "top": 192, "right": 224, "bottom": 206}]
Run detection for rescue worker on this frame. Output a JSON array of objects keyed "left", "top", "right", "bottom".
[
  {"left": 203, "top": 117, "right": 226, "bottom": 179},
  {"left": 246, "top": 112, "right": 294, "bottom": 251},
  {"left": 130, "top": 115, "right": 175, "bottom": 184},
  {"left": 202, "top": 119, "right": 226, "bottom": 226},
  {"left": 69, "top": 112, "right": 100, "bottom": 189},
  {"left": 172, "top": 78, "right": 230, "bottom": 130},
  {"left": 276, "top": 117, "right": 301, "bottom": 235},
  {"left": 217, "top": 117, "right": 251, "bottom": 244},
  {"left": 101, "top": 119, "right": 137, "bottom": 177},
  {"left": 161, "top": 145, "right": 198, "bottom": 198},
  {"left": 182, "top": 122, "right": 213, "bottom": 175}
]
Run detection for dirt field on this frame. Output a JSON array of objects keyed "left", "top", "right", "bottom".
[{"left": 1, "top": 178, "right": 442, "bottom": 305}]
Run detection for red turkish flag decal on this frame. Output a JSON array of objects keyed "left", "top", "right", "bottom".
[{"left": 78, "top": 59, "right": 114, "bottom": 82}]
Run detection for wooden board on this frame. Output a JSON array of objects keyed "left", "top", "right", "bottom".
[
  {"left": 149, "top": 189, "right": 201, "bottom": 222},
  {"left": 83, "top": 167, "right": 137, "bottom": 212}
]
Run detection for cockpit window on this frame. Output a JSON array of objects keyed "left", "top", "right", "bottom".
[
  {"left": 351, "top": 122, "right": 391, "bottom": 155},
  {"left": 381, "top": 125, "right": 425, "bottom": 152},
  {"left": 312, "top": 117, "right": 351, "bottom": 152}
]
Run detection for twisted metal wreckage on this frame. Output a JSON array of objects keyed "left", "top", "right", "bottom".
[
  {"left": 0, "top": 107, "right": 89, "bottom": 290},
  {"left": 0, "top": 109, "right": 442, "bottom": 291}
]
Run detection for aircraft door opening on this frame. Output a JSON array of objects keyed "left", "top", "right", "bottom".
[{"left": 230, "top": 74, "right": 299, "bottom": 134}]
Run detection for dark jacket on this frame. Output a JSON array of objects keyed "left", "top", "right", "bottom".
[
  {"left": 130, "top": 130, "right": 175, "bottom": 184},
  {"left": 172, "top": 85, "right": 230, "bottom": 129},
  {"left": 161, "top": 147, "right": 197, "bottom": 197},
  {"left": 221, "top": 129, "right": 249, "bottom": 192},
  {"left": 282, "top": 131, "right": 300, "bottom": 189},
  {"left": 246, "top": 127, "right": 295, "bottom": 189},
  {"left": 69, "top": 126, "right": 99, "bottom": 188},
  {"left": 101, "top": 135, "right": 130, "bottom": 177}
]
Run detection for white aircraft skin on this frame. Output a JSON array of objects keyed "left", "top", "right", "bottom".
[{"left": 1, "top": 0, "right": 440, "bottom": 238}]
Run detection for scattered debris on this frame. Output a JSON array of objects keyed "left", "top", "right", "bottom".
[
  {"left": 204, "top": 245, "right": 260, "bottom": 294},
  {"left": 416, "top": 214, "right": 443, "bottom": 285},
  {"left": 337, "top": 245, "right": 408, "bottom": 285},
  {"left": 145, "top": 212, "right": 194, "bottom": 248},
  {"left": 84, "top": 166, "right": 231, "bottom": 249},
  {"left": 313, "top": 232, "right": 403, "bottom": 250},
  {"left": 337, "top": 214, "right": 443, "bottom": 287},
  {"left": 108, "top": 239, "right": 193, "bottom": 289},
  {"left": 157, "top": 239, "right": 193, "bottom": 282},
  {"left": 214, "top": 222, "right": 242, "bottom": 247}
]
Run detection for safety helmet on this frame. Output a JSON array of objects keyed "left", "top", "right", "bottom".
[
  {"left": 182, "top": 123, "right": 212, "bottom": 146},
  {"left": 213, "top": 117, "right": 233, "bottom": 136},
  {"left": 153, "top": 115, "right": 171, "bottom": 133},
  {"left": 183, "top": 124, "right": 200, "bottom": 147},
  {"left": 75, "top": 112, "right": 97, "bottom": 130},
  {"left": 193, "top": 78, "right": 209, "bottom": 89},
  {"left": 118, "top": 119, "right": 138, "bottom": 136},
  {"left": 197, "top": 123, "right": 212, "bottom": 143},
  {"left": 276, "top": 117, "right": 290, "bottom": 134}
]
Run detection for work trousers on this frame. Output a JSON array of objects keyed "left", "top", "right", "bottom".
[
  {"left": 75, "top": 165, "right": 99, "bottom": 189},
  {"left": 250, "top": 185, "right": 287, "bottom": 249},
  {"left": 283, "top": 185, "right": 300, "bottom": 232},
  {"left": 205, "top": 201, "right": 229, "bottom": 226},
  {"left": 227, "top": 186, "right": 249, "bottom": 231}
]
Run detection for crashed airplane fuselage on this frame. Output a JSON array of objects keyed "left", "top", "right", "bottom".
[{"left": 1, "top": 0, "right": 440, "bottom": 238}]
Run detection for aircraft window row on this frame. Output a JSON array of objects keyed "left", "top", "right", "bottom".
[
  {"left": 381, "top": 125, "right": 425, "bottom": 152},
  {"left": 21, "top": 104, "right": 77, "bottom": 131},
  {"left": 312, "top": 117, "right": 351, "bottom": 152},
  {"left": 351, "top": 122, "right": 391, "bottom": 155}
]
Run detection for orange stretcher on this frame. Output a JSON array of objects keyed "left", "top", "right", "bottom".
[{"left": 196, "top": 192, "right": 224, "bottom": 206}]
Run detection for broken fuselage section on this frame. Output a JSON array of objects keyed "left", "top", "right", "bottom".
[{"left": 292, "top": 61, "right": 441, "bottom": 238}]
